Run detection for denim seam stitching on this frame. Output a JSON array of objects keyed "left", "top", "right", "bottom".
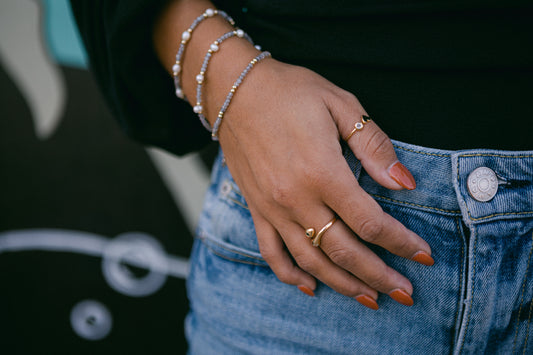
[
  {"left": 225, "top": 180, "right": 249, "bottom": 210},
  {"left": 393, "top": 144, "right": 450, "bottom": 157},
  {"left": 522, "top": 290, "right": 533, "bottom": 355},
  {"left": 469, "top": 211, "right": 533, "bottom": 222},
  {"left": 458, "top": 231, "right": 478, "bottom": 354},
  {"left": 370, "top": 194, "right": 461, "bottom": 214},
  {"left": 512, "top": 232, "right": 533, "bottom": 353},
  {"left": 452, "top": 218, "right": 466, "bottom": 346},
  {"left": 207, "top": 245, "right": 267, "bottom": 267},
  {"left": 198, "top": 233, "right": 265, "bottom": 262},
  {"left": 227, "top": 196, "right": 249, "bottom": 210},
  {"left": 459, "top": 153, "right": 533, "bottom": 159},
  {"left": 208, "top": 240, "right": 264, "bottom": 262}
]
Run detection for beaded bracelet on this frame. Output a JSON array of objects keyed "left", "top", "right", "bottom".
[
  {"left": 172, "top": 8, "right": 235, "bottom": 100},
  {"left": 211, "top": 51, "right": 272, "bottom": 140},
  {"left": 193, "top": 29, "right": 254, "bottom": 131}
]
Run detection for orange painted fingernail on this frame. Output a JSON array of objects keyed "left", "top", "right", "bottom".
[
  {"left": 297, "top": 285, "right": 315, "bottom": 297},
  {"left": 389, "top": 289, "right": 414, "bottom": 306},
  {"left": 388, "top": 162, "right": 416, "bottom": 190},
  {"left": 412, "top": 251, "right": 435, "bottom": 266},
  {"left": 356, "top": 295, "right": 379, "bottom": 310}
]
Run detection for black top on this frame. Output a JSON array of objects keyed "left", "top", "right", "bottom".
[{"left": 71, "top": 0, "right": 533, "bottom": 156}]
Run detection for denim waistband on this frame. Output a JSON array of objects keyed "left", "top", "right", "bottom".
[{"left": 346, "top": 140, "right": 533, "bottom": 226}]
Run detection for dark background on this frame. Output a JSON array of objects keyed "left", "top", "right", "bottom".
[{"left": 0, "top": 1, "right": 214, "bottom": 353}]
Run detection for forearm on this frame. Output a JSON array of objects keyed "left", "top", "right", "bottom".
[{"left": 152, "top": 0, "right": 260, "bottom": 126}]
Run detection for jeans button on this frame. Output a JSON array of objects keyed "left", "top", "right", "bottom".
[
  {"left": 220, "top": 180, "right": 232, "bottom": 196},
  {"left": 467, "top": 167, "right": 498, "bottom": 202}
]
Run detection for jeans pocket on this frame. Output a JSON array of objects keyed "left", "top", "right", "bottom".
[{"left": 196, "top": 152, "right": 264, "bottom": 264}]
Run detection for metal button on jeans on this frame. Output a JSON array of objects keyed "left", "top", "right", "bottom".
[
  {"left": 467, "top": 167, "right": 498, "bottom": 202},
  {"left": 220, "top": 180, "right": 232, "bottom": 197}
]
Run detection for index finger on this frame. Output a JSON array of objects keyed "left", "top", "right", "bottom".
[{"left": 319, "top": 158, "right": 433, "bottom": 265}]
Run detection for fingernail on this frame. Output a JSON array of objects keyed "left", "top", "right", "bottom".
[
  {"left": 355, "top": 295, "right": 379, "bottom": 310},
  {"left": 297, "top": 285, "right": 315, "bottom": 297},
  {"left": 412, "top": 251, "right": 435, "bottom": 266},
  {"left": 388, "top": 162, "right": 416, "bottom": 190},
  {"left": 389, "top": 289, "right": 414, "bottom": 306}
]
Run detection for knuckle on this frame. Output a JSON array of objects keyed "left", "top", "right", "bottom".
[
  {"left": 294, "top": 256, "right": 318, "bottom": 275},
  {"left": 338, "top": 89, "right": 358, "bottom": 104},
  {"left": 366, "top": 267, "right": 390, "bottom": 290},
  {"left": 259, "top": 247, "right": 276, "bottom": 264},
  {"left": 259, "top": 249, "right": 293, "bottom": 284},
  {"left": 270, "top": 183, "right": 296, "bottom": 208},
  {"left": 273, "top": 268, "right": 294, "bottom": 285},
  {"left": 364, "top": 129, "right": 394, "bottom": 160},
  {"left": 327, "top": 245, "right": 352, "bottom": 267},
  {"left": 357, "top": 214, "right": 384, "bottom": 243},
  {"left": 394, "top": 234, "right": 412, "bottom": 254}
]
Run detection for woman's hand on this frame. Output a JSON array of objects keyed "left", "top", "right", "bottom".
[
  {"left": 214, "top": 59, "right": 433, "bottom": 309},
  {"left": 153, "top": 0, "right": 434, "bottom": 309}
]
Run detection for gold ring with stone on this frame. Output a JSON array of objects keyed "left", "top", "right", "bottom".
[{"left": 344, "top": 115, "right": 372, "bottom": 142}]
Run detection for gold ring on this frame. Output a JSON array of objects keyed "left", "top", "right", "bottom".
[
  {"left": 305, "top": 216, "right": 338, "bottom": 247},
  {"left": 344, "top": 115, "right": 372, "bottom": 141}
]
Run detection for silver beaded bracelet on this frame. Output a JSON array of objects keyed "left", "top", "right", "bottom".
[
  {"left": 172, "top": 8, "right": 235, "bottom": 101},
  {"left": 193, "top": 29, "right": 254, "bottom": 131},
  {"left": 211, "top": 51, "right": 272, "bottom": 140}
]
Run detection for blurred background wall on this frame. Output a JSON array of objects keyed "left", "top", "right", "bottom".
[{"left": 0, "top": 1, "right": 213, "bottom": 353}]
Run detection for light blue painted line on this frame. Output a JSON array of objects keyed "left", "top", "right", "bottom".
[{"left": 43, "top": 0, "right": 88, "bottom": 68}]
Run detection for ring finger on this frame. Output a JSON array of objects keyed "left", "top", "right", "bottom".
[
  {"left": 315, "top": 217, "right": 414, "bottom": 306},
  {"left": 278, "top": 220, "right": 379, "bottom": 308},
  {"left": 287, "top": 201, "right": 415, "bottom": 306}
]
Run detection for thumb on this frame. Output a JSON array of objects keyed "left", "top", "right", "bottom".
[
  {"left": 343, "top": 115, "right": 416, "bottom": 190},
  {"left": 325, "top": 88, "right": 416, "bottom": 190}
]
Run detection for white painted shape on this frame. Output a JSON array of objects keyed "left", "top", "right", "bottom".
[
  {"left": 0, "top": 228, "right": 106, "bottom": 256},
  {"left": 70, "top": 300, "right": 113, "bottom": 341},
  {"left": 146, "top": 148, "right": 210, "bottom": 233},
  {"left": 0, "top": 2, "right": 209, "bottom": 268},
  {"left": 0, "top": 229, "right": 190, "bottom": 279},
  {"left": 102, "top": 232, "right": 169, "bottom": 296},
  {"left": 0, "top": 0, "right": 65, "bottom": 140}
]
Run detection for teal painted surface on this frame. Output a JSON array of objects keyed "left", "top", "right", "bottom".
[{"left": 43, "top": 0, "right": 87, "bottom": 68}]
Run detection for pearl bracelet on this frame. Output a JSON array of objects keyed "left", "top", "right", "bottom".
[
  {"left": 211, "top": 51, "right": 272, "bottom": 140},
  {"left": 193, "top": 29, "right": 254, "bottom": 131},
  {"left": 172, "top": 8, "right": 235, "bottom": 100}
]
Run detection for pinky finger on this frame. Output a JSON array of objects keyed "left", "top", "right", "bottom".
[{"left": 253, "top": 211, "right": 317, "bottom": 296}]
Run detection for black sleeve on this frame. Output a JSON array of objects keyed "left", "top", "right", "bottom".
[{"left": 70, "top": 0, "right": 211, "bottom": 156}]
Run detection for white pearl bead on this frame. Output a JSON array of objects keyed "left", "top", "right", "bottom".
[
  {"left": 236, "top": 29, "right": 244, "bottom": 38},
  {"left": 196, "top": 74, "right": 204, "bottom": 83},
  {"left": 172, "top": 63, "right": 181, "bottom": 73},
  {"left": 210, "top": 43, "right": 219, "bottom": 52},
  {"left": 254, "top": 45, "right": 262, "bottom": 51},
  {"left": 175, "top": 89, "right": 184, "bottom": 99},
  {"left": 205, "top": 8, "right": 215, "bottom": 17},
  {"left": 182, "top": 31, "right": 191, "bottom": 41},
  {"left": 193, "top": 105, "right": 203, "bottom": 113}
]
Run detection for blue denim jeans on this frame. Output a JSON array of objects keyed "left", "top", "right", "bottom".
[{"left": 186, "top": 140, "right": 533, "bottom": 354}]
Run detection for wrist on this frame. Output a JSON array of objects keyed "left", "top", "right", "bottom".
[
  {"left": 195, "top": 37, "right": 261, "bottom": 126},
  {"left": 153, "top": 0, "right": 262, "bottom": 126}
]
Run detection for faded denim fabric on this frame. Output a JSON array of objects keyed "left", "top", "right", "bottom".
[{"left": 186, "top": 140, "right": 533, "bottom": 354}]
